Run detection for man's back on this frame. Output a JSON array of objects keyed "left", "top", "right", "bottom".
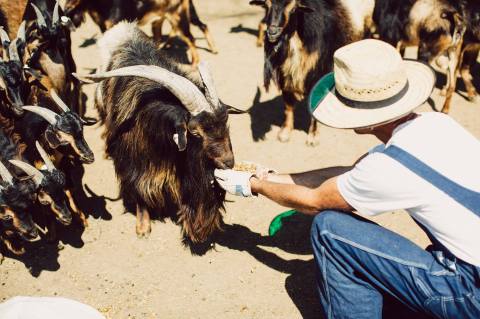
[{"left": 338, "top": 112, "right": 480, "bottom": 265}]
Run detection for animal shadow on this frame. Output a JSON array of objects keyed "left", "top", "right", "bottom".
[
  {"left": 215, "top": 213, "right": 321, "bottom": 319},
  {"left": 248, "top": 88, "right": 312, "bottom": 141},
  {"left": 215, "top": 214, "right": 432, "bottom": 319},
  {"left": 230, "top": 24, "right": 258, "bottom": 38},
  {"left": 79, "top": 35, "right": 98, "bottom": 48}
]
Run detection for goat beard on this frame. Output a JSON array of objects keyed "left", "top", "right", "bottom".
[{"left": 177, "top": 151, "right": 226, "bottom": 244}]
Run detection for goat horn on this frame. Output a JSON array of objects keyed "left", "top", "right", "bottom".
[
  {"left": 52, "top": 1, "right": 60, "bottom": 25},
  {"left": 16, "top": 21, "right": 26, "bottom": 43},
  {"left": 31, "top": 3, "right": 47, "bottom": 29},
  {"left": 0, "top": 161, "right": 13, "bottom": 185},
  {"left": 9, "top": 160, "right": 44, "bottom": 186},
  {"left": 50, "top": 89, "right": 70, "bottom": 113},
  {"left": 35, "top": 141, "right": 55, "bottom": 172},
  {"left": 73, "top": 65, "right": 211, "bottom": 116},
  {"left": 197, "top": 61, "right": 219, "bottom": 108},
  {"left": 22, "top": 106, "right": 59, "bottom": 125},
  {"left": 8, "top": 39, "right": 20, "bottom": 62}
]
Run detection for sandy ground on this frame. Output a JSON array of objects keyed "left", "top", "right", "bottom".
[{"left": 1, "top": 1, "right": 480, "bottom": 318}]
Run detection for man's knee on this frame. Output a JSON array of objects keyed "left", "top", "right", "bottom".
[{"left": 310, "top": 210, "right": 346, "bottom": 245}]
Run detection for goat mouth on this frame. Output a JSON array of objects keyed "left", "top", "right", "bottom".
[{"left": 80, "top": 155, "right": 95, "bottom": 164}]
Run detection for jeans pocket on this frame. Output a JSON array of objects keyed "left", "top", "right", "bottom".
[{"left": 410, "top": 266, "right": 434, "bottom": 299}]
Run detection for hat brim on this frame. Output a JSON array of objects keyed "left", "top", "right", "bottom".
[{"left": 309, "top": 60, "right": 436, "bottom": 129}]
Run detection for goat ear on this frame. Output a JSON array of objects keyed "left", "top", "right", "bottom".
[
  {"left": 249, "top": 0, "right": 266, "bottom": 6},
  {"left": 44, "top": 127, "right": 63, "bottom": 149},
  {"left": 173, "top": 123, "right": 188, "bottom": 151},
  {"left": 297, "top": 2, "right": 314, "bottom": 12}
]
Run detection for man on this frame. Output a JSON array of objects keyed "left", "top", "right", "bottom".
[{"left": 214, "top": 39, "right": 480, "bottom": 318}]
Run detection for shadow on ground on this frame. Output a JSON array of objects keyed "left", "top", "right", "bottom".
[
  {"left": 215, "top": 213, "right": 320, "bottom": 319},
  {"left": 248, "top": 88, "right": 312, "bottom": 141},
  {"left": 1, "top": 182, "right": 116, "bottom": 277},
  {"left": 215, "top": 213, "right": 434, "bottom": 319},
  {"left": 230, "top": 24, "right": 258, "bottom": 38}
]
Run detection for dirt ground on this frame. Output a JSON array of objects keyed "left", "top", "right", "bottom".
[{"left": 1, "top": 1, "right": 480, "bottom": 318}]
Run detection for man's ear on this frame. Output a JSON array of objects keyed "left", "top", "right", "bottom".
[
  {"left": 250, "top": 0, "right": 266, "bottom": 7},
  {"left": 297, "top": 2, "right": 314, "bottom": 12}
]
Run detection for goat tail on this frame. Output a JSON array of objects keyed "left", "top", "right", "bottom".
[{"left": 97, "top": 21, "right": 139, "bottom": 71}]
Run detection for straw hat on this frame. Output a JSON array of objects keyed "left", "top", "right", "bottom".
[{"left": 309, "top": 39, "right": 435, "bottom": 129}]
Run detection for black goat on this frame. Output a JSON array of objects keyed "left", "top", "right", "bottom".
[
  {"left": 250, "top": 0, "right": 373, "bottom": 145},
  {"left": 18, "top": 91, "right": 94, "bottom": 227},
  {"left": 0, "top": 22, "right": 32, "bottom": 117},
  {"left": 75, "top": 22, "right": 239, "bottom": 242}
]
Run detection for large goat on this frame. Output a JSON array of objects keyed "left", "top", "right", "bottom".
[
  {"left": 250, "top": 0, "right": 374, "bottom": 145},
  {"left": 75, "top": 22, "right": 238, "bottom": 242},
  {"left": 64, "top": 0, "right": 217, "bottom": 65}
]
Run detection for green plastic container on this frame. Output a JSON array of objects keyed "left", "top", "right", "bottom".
[{"left": 268, "top": 210, "right": 298, "bottom": 236}]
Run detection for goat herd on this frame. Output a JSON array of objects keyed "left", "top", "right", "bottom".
[{"left": 0, "top": 0, "right": 479, "bottom": 264}]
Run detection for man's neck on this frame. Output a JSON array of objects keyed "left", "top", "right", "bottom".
[{"left": 372, "top": 113, "right": 418, "bottom": 144}]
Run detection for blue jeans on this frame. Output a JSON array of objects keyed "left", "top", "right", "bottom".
[{"left": 310, "top": 210, "right": 480, "bottom": 319}]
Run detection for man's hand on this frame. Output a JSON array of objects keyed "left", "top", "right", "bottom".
[{"left": 214, "top": 169, "right": 255, "bottom": 197}]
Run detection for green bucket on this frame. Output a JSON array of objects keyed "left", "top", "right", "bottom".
[{"left": 268, "top": 210, "right": 299, "bottom": 236}]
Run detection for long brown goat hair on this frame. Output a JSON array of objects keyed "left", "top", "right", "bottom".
[{"left": 77, "top": 22, "right": 236, "bottom": 244}]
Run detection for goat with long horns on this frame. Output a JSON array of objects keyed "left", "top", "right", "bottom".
[{"left": 74, "top": 22, "right": 243, "bottom": 243}]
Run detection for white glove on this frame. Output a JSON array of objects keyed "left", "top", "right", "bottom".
[{"left": 214, "top": 169, "right": 255, "bottom": 197}]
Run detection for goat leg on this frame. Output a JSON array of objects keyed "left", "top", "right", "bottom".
[
  {"left": 460, "top": 46, "right": 479, "bottom": 102},
  {"left": 278, "top": 94, "right": 295, "bottom": 142},
  {"left": 46, "top": 216, "right": 58, "bottom": 243},
  {"left": 441, "top": 41, "right": 463, "bottom": 113},
  {"left": 257, "top": 21, "right": 266, "bottom": 47},
  {"left": 66, "top": 188, "right": 88, "bottom": 228},
  {"left": 136, "top": 204, "right": 151, "bottom": 239},
  {"left": 306, "top": 118, "right": 320, "bottom": 147}
]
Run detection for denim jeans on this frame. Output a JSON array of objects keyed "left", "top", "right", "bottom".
[{"left": 310, "top": 210, "right": 480, "bottom": 319}]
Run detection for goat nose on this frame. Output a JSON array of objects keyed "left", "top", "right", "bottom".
[
  {"left": 223, "top": 157, "right": 235, "bottom": 169},
  {"left": 267, "top": 26, "right": 282, "bottom": 36}
]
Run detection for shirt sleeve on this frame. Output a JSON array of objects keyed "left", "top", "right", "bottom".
[{"left": 337, "top": 150, "right": 422, "bottom": 216}]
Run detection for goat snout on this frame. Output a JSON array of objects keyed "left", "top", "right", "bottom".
[{"left": 267, "top": 26, "right": 283, "bottom": 42}]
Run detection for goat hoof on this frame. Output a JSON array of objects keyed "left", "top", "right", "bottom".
[
  {"left": 0, "top": 254, "right": 3, "bottom": 265},
  {"left": 136, "top": 225, "right": 151, "bottom": 239},
  {"left": 467, "top": 95, "right": 477, "bottom": 103},
  {"left": 306, "top": 133, "right": 319, "bottom": 147},
  {"left": 277, "top": 127, "right": 291, "bottom": 143}
]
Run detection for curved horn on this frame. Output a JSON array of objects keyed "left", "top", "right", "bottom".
[
  {"left": 8, "top": 39, "right": 20, "bottom": 62},
  {"left": 31, "top": 3, "right": 47, "bottom": 29},
  {"left": 9, "top": 160, "right": 44, "bottom": 186},
  {"left": 0, "top": 161, "right": 13, "bottom": 185},
  {"left": 52, "top": 1, "right": 60, "bottom": 25},
  {"left": 22, "top": 106, "right": 59, "bottom": 125},
  {"left": 50, "top": 89, "right": 70, "bottom": 113},
  {"left": 16, "top": 21, "right": 26, "bottom": 43},
  {"left": 35, "top": 141, "right": 55, "bottom": 172},
  {"left": 73, "top": 65, "right": 211, "bottom": 116},
  {"left": 197, "top": 61, "right": 219, "bottom": 108},
  {"left": 0, "top": 27, "right": 10, "bottom": 46}
]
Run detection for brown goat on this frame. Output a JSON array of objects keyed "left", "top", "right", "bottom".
[
  {"left": 64, "top": 0, "right": 217, "bottom": 65},
  {"left": 75, "top": 22, "right": 240, "bottom": 243}
]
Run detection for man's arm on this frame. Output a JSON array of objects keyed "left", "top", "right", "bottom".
[
  {"left": 263, "top": 166, "right": 353, "bottom": 187},
  {"left": 250, "top": 176, "right": 353, "bottom": 215}
]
